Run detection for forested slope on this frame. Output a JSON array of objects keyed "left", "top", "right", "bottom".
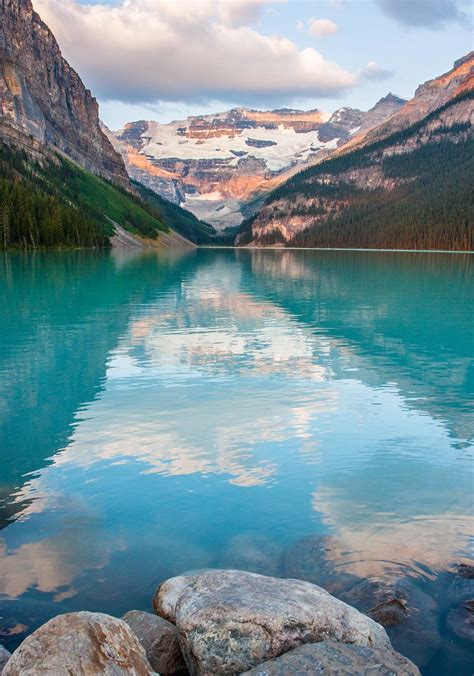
[
  {"left": 0, "top": 143, "right": 170, "bottom": 249},
  {"left": 237, "top": 90, "right": 473, "bottom": 251}
]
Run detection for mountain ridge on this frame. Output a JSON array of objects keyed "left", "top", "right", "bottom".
[
  {"left": 106, "top": 95, "right": 406, "bottom": 230},
  {"left": 235, "top": 54, "right": 473, "bottom": 251}
]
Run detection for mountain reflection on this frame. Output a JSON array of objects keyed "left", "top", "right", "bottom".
[{"left": 0, "top": 248, "right": 472, "bottom": 635}]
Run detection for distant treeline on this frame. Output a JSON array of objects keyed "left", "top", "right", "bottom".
[{"left": 291, "top": 137, "right": 473, "bottom": 251}]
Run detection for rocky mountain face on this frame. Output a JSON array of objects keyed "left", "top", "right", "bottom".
[
  {"left": 343, "top": 53, "right": 474, "bottom": 153},
  {"left": 0, "top": 0, "right": 130, "bottom": 189},
  {"left": 236, "top": 53, "right": 473, "bottom": 251},
  {"left": 107, "top": 98, "right": 406, "bottom": 230}
]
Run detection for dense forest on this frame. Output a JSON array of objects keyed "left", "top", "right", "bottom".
[
  {"left": 0, "top": 143, "right": 172, "bottom": 249},
  {"left": 238, "top": 91, "right": 473, "bottom": 251},
  {"left": 0, "top": 143, "right": 216, "bottom": 249}
]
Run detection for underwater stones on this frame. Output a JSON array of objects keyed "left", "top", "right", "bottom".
[
  {"left": 282, "top": 535, "right": 358, "bottom": 596},
  {"left": 123, "top": 610, "right": 187, "bottom": 674},
  {"left": 155, "top": 569, "right": 390, "bottom": 676},
  {"left": 0, "top": 647, "right": 11, "bottom": 674},
  {"left": 2, "top": 611, "right": 153, "bottom": 675},
  {"left": 446, "top": 599, "right": 474, "bottom": 642},
  {"left": 338, "top": 577, "right": 440, "bottom": 667},
  {"left": 218, "top": 534, "right": 282, "bottom": 577},
  {"left": 444, "top": 562, "right": 474, "bottom": 606},
  {"left": 240, "top": 640, "right": 420, "bottom": 675}
]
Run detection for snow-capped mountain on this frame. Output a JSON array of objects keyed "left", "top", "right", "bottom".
[{"left": 107, "top": 98, "right": 405, "bottom": 229}]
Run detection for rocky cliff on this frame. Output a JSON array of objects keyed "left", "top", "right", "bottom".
[
  {"left": 107, "top": 98, "right": 406, "bottom": 230},
  {"left": 235, "top": 54, "right": 473, "bottom": 251},
  {"left": 0, "top": 0, "right": 130, "bottom": 189}
]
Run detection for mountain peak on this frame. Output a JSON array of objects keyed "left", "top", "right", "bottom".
[{"left": 378, "top": 93, "right": 407, "bottom": 105}]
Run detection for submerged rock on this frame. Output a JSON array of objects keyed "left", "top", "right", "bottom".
[
  {"left": 338, "top": 577, "right": 440, "bottom": 667},
  {"left": 123, "top": 610, "right": 187, "bottom": 674},
  {"left": 155, "top": 569, "right": 390, "bottom": 676},
  {"left": 446, "top": 599, "right": 474, "bottom": 642},
  {"left": 2, "top": 611, "right": 153, "bottom": 675},
  {"left": 240, "top": 640, "right": 420, "bottom": 675},
  {"left": 218, "top": 534, "right": 282, "bottom": 577},
  {"left": 444, "top": 563, "right": 474, "bottom": 607},
  {"left": 0, "top": 646, "right": 11, "bottom": 674},
  {"left": 282, "top": 535, "right": 358, "bottom": 596}
]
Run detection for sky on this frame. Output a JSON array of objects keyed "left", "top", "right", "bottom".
[{"left": 33, "top": 0, "right": 473, "bottom": 129}]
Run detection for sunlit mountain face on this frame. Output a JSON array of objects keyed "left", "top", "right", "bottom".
[
  {"left": 0, "top": 249, "right": 472, "bottom": 675},
  {"left": 106, "top": 96, "right": 406, "bottom": 230}
]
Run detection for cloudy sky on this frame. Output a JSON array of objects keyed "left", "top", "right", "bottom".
[{"left": 34, "top": 0, "right": 473, "bottom": 129}]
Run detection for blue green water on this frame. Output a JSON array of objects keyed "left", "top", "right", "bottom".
[{"left": 0, "top": 249, "right": 472, "bottom": 673}]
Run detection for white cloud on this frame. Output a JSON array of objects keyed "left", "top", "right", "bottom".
[
  {"left": 308, "top": 17, "right": 339, "bottom": 37},
  {"left": 361, "top": 60, "right": 394, "bottom": 80},
  {"left": 34, "top": 0, "right": 355, "bottom": 105}
]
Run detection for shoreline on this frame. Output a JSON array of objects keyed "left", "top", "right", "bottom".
[{"left": 200, "top": 245, "right": 474, "bottom": 254}]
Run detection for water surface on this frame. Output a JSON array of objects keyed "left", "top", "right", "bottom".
[{"left": 0, "top": 249, "right": 472, "bottom": 673}]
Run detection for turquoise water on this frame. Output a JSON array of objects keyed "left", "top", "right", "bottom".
[{"left": 0, "top": 249, "right": 472, "bottom": 673}]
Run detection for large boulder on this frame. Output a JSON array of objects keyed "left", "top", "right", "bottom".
[
  {"left": 0, "top": 647, "right": 11, "bottom": 674},
  {"left": 154, "top": 569, "right": 390, "bottom": 676},
  {"left": 2, "top": 611, "right": 153, "bottom": 675},
  {"left": 240, "top": 641, "right": 420, "bottom": 675},
  {"left": 338, "top": 577, "right": 440, "bottom": 667},
  {"left": 153, "top": 570, "right": 205, "bottom": 623},
  {"left": 123, "top": 610, "right": 187, "bottom": 674},
  {"left": 282, "top": 535, "right": 358, "bottom": 596},
  {"left": 217, "top": 534, "right": 282, "bottom": 577}
]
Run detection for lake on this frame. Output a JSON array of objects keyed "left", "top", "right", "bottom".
[{"left": 0, "top": 248, "right": 472, "bottom": 673}]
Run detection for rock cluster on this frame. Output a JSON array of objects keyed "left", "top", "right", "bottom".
[
  {"left": 0, "top": 567, "right": 421, "bottom": 675},
  {"left": 154, "top": 569, "right": 392, "bottom": 675}
]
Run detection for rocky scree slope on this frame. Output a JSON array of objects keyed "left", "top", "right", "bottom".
[
  {"left": 106, "top": 97, "right": 405, "bottom": 231},
  {"left": 236, "top": 54, "right": 473, "bottom": 251}
]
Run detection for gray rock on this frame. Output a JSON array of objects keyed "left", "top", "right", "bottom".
[
  {"left": 218, "top": 534, "right": 282, "bottom": 577},
  {"left": 338, "top": 577, "right": 440, "bottom": 667},
  {"left": 282, "top": 535, "right": 358, "bottom": 596},
  {"left": 153, "top": 570, "right": 205, "bottom": 623},
  {"left": 123, "top": 610, "right": 187, "bottom": 674},
  {"left": 3, "top": 611, "right": 153, "bottom": 675},
  {"left": 446, "top": 599, "right": 474, "bottom": 642},
  {"left": 240, "top": 641, "right": 420, "bottom": 675},
  {"left": 0, "top": 646, "right": 11, "bottom": 674},
  {"left": 156, "top": 569, "right": 391, "bottom": 676}
]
